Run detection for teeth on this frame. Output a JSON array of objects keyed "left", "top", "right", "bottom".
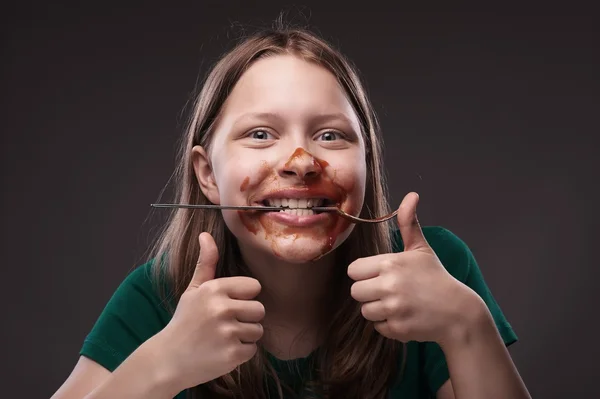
[
  {"left": 265, "top": 198, "right": 327, "bottom": 208},
  {"left": 282, "top": 208, "right": 315, "bottom": 216}
]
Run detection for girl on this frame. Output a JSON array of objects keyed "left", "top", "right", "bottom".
[{"left": 52, "top": 25, "right": 530, "bottom": 399}]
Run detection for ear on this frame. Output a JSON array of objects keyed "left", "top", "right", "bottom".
[{"left": 191, "top": 145, "right": 220, "bottom": 204}]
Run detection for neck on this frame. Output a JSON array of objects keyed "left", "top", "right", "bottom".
[{"left": 237, "top": 245, "right": 338, "bottom": 358}]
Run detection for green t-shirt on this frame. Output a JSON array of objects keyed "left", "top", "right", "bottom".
[{"left": 80, "top": 226, "right": 517, "bottom": 398}]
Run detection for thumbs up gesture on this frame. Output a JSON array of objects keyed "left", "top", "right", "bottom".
[
  {"left": 348, "top": 193, "right": 483, "bottom": 346},
  {"left": 158, "top": 233, "right": 265, "bottom": 391}
]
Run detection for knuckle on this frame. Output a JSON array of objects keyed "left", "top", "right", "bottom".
[
  {"left": 382, "top": 275, "right": 399, "bottom": 295},
  {"left": 199, "top": 280, "right": 220, "bottom": 296},
  {"left": 218, "top": 323, "right": 237, "bottom": 340},
  {"left": 382, "top": 297, "right": 397, "bottom": 314},
  {"left": 209, "top": 300, "right": 232, "bottom": 319},
  {"left": 389, "top": 319, "right": 409, "bottom": 336},
  {"left": 381, "top": 258, "right": 396, "bottom": 272},
  {"left": 383, "top": 296, "right": 407, "bottom": 316},
  {"left": 397, "top": 300, "right": 412, "bottom": 318},
  {"left": 383, "top": 296, "right": 412, "bottom": 319}
]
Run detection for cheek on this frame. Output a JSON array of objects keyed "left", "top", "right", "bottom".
[
  {"left": 331, "top": 157, "right": 367, "bottom": 209},
  {"left": 212, "top": 159, "right": 272, "bottom": 235},
  {"left": 211, "top": 158, "right": 250, "bottom": 202}
]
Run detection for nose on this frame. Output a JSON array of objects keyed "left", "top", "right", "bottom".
[{"left": 280, "top": 147, "right": 323, "bottom": 180}]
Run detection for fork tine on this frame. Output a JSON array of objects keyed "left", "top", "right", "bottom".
[{"left": 334, "top": 209, "right": 399, "bottom": 224}]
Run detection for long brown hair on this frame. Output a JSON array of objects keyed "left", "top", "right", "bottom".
[{"left": 148, "top": 19, "right": 405, "bottom": 399}]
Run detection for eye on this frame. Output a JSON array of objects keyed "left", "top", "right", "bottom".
[
  {"left": 317, "top": 131, "right": 343, "bottom": 141},
  {"left": 248, "top": 129, "right": 274, "bottom": 140}
]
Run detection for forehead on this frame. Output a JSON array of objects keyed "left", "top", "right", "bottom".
[{"left": 220, "top": 54, "right": 360, "bottom": 126}]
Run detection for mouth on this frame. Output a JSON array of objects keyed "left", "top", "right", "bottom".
[{"left": 260, "top": 197, "right": 337, "bottom": 216}]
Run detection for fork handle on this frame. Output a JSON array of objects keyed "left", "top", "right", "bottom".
[{"left": 151, "top": 204, "right": 340, "bottom": 212}]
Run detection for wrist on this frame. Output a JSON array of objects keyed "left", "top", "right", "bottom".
[
  {"left": 138, "top": 332, "right": 183, "bottom": 397},
  {"left": 440, "top": 291, "right": 496, "bottom": 352},
  {"left": 85, "top": 331, "right": 184, "bottom": 399}
]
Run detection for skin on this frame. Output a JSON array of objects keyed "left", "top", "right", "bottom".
[
  {"left": 51, "top": 55, "right": 530, "bottom": 399},
  {"left": 193, "top": 54, "right": 366, "bottom": 263},
  {"left": 192, "top": 54, "right": 366, "bottom": 356},
  {"left": 349, "top": 192, "right": 530, "bottom": 398}
]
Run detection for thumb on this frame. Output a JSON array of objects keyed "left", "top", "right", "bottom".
[
  {"left": 396, "top": 192, "right": 428, "bottom": 251},
  {"left": 188, "top": 232, "right": 219, "bottom": 289}
]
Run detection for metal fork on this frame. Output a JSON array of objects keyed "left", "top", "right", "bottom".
[{"left": 150, "top": 203, "right": 398, "bottom": 224}]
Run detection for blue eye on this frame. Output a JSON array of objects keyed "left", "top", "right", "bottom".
[
  {"left": 250, "top": 130, "right": 272, "bottom": 140},
  {"left": 318, "top": 131, "right": 341, "bottom": 141}
]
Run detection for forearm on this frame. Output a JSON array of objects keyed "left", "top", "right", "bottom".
[
  {"left": 441, "top": 299, "right": 530, "bottom": 399},
  {"left": 85, "top": 335, "right": 180, "bottom": 399}
]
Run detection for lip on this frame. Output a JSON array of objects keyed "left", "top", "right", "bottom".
[
  {"left": 248, "top": 186, "right": 342, "bottom": 228},
  {"left": 263, "top": 209, "right": 331, "bottom": 227}
]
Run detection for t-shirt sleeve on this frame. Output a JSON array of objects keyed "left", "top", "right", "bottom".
[
  {"left": 79, "top": 260, "right": 173, "bottom": 372},
  {"left": 392, "top": 226, "right": 518, "bottom": 396}
]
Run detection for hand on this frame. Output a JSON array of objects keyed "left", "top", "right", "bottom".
[
  {"left": 157, "top": 232, "right": 265, "bottom": 391},
  {"left": 348, "top": 192, "right": 483, "bottom": 346}
]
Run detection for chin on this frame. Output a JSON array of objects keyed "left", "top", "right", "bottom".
[
  {"left": 227, "top": 208, "right": 357, "bottom": 263},
  {"left": 258, "top": 229, "right": 353, "bottom": 263}
]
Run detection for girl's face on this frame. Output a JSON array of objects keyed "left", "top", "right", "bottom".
[{"left": 193, "top": 55, "right": 366, "bottom": 262}]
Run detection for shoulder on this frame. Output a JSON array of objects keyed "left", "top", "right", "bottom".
[
  {"left": 392, "top": 226, "right": 473, "bottom": 281},
  {"left": 121, "top": 259, "right": 155, "bottom": 286},
  {"left": 80, "top": 259, "right": 173, "bottom": 371},
  {"left": 95, "top": 258, "right": 172, "bottom": 321},
  {"left": 109, "top": 259, "right": 168, "bottom": 305}
]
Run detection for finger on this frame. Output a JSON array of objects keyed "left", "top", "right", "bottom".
[
  {"left": 348, "top": 259, "right": 379, "bottom": 281},
  {"left": 360, "top": 300, "right": 387, "bottom": 322},
  {"left": 348, "top": 253, "right": 399, "bottom": 281},
  {"left": 373, "top": 320, "right": 393, "bottom": 338},
  {"left": 188, "top": 232, "right": 219, "bottom": 289},
  {"left": 236, "top": 322, "right": 264, "bottom": 343},
  {"left": 347, "top": 253, "right": 394, "bottom": 281},
  {"left": 219, "top": 277, "right": 262, "bottom": 300},
  {"left": 231, "top": 299, "right": 265, "bottom": 323},
  {"left": 396, "top": 192, "right": 429, "bottom": 251},
  {"left": 350, "top": 278, "right": 386, "bottom": 303},
  {"left": 232, "top": 342, "right": 258, "bottom": 364}
]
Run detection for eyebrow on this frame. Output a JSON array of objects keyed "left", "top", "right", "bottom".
[{"left": 232, "top": 111, "right": 357, "bottom": 128}]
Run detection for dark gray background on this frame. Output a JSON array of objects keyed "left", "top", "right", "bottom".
[{"left": 2, "top": 3, "right": 598, "bottom": 398}]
